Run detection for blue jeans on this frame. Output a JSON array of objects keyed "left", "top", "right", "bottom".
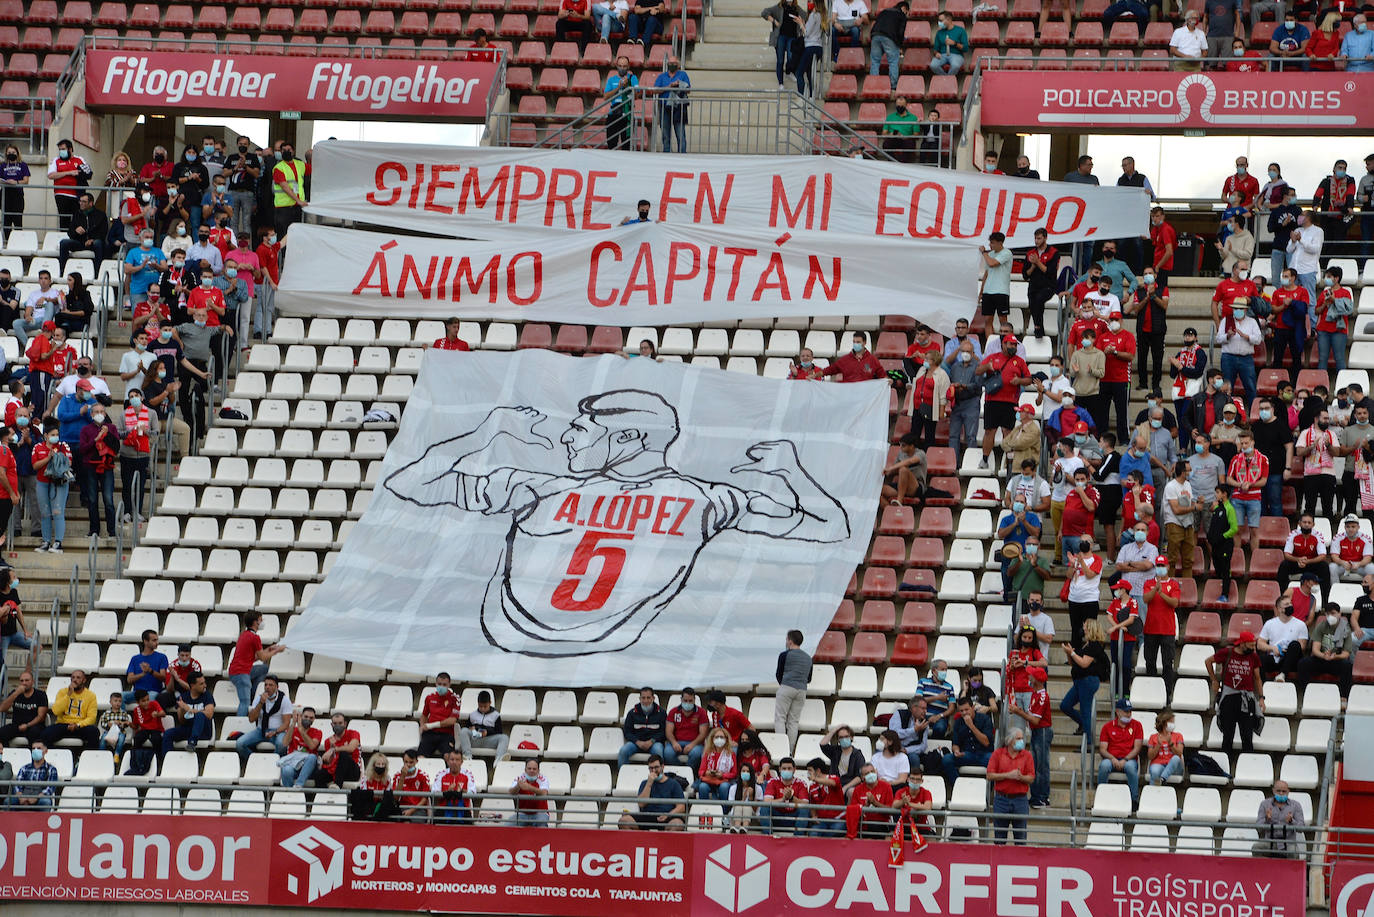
[
  {"left": 35, "top": 478, "right": 68, "bottom": 544},
  {"left": 931, "top": 52, "right": 964, "bottom": 74},
  {"left": 229, "top": 664, "right": 268, "bottom": 717},
  {"left": 870, "top": 33, "right": 901, "bottom": 88},
  {"left": 1263, "top": 472, "right": 1285, "bottom": 518},
  {"left": 795, "top": 44, "right": 822, "bottom": 96},
  {"left": 1, "top": 630, "right": 34, "bottom": 658},
  {"left": 1298, "top": 272, "right": 1317, "bottom": 303},
  {"left": 775, "top": 35, "right": 798, "bottom": 84},
  {"left": 1148, "top": 756, "right": 1183, "bottom": 785},
  {"left": 1269, "top": 247, "right": 1287, "bottom": 287},
  {"left": 515, "top": 809, "right": 550, "bottom": 827},
  {"left": 1317, "top": 329, "right": 1348, "bottom": 373},
  {"left": 1059, "top": 675, "right": 1099, "bottom": 736},
  {"left": 281, "top": 754, "right": 318, "bottom": 787},
  {"left": 663, "top": 743, "right": 703, "bottom": 772},
  {"left": 104, "top": 729, "right": 128, "bottom": 758},
  {"left": 1097, "top": 757, "right": 1140, "bottom": 804},
  {"left": 697, "top": 781, "right": 731, "bottom": 804},
  {"left": 761, "top": 806, "right": 805, "bottom": 836},
  {"left": 162, "top": 712, "right": 213, "bottom": 754},
  {"left": 80, "top": 464, "right": 116, "bottom": 536},
  {"left": 831, "top": 22, "right": 861, "bottom": 59},
  {"left": 1061, "top": 534, "right": 1084, "bottom": 558},
  {"left": 1029, "top": 727, "right": 1053, "bottom": 805},
  {"left": 618, "top": 740, "right": 664, "bottom": 768},
  {"left": 1220, "top": 351, "right": 1257, "bottom": 404},
  {"left": 806, "top": 814, "right": 844, "bottom": 837},
  {"left": 627, "top": 12, "right": 661, "bottom": 42},
  {"left": 659, "top": 109, "right": 687, "bottom": 153},
  {"left": 236, "top": 725, "right": 288, "bottom": 761},
  {"left": 1110, "top": 639, "right": 1136, "bottom": 698},
  {"left": 941, "top": 748, "right": 991, "bottom": 785},
  {"left": 592, "top": 2, "right": 625, "bottom": 37},
  {"left": 992, "top": 793, "right": 1029, "bottom": 844}
]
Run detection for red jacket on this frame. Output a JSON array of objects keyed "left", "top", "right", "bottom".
[{"left": 823, "top": 349, "right": 886, "bottom": 383}]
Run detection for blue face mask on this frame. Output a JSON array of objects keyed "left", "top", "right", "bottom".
[
  {"left": 680, "top": 702, "right": 694, "bottom": 713},
  {"left": 1134, "top": 530, "right": 1147, "bottom": 543},
  {"left": 1334, "top": 170, "right": 1347, "bottom": 179},
  {"left": 1012, "top": 739, "right": 1026, "bottom": 752},
  {"left": 1259, "top": 409, "right": 1273, "bottom": 421},
  {"left": 1151, "top": 419, "right": 1162, "bottom": 429},
  {"left": 838, "top": 737, "right": 852, "bottom": 748},
  {"left": 31, "top": 748, "right": 43, "bottom": 762},
  {"left": 1195, "top": 443, "right": 1205, "bottom": 454},
  {"left": 1274, "top": 793, "right": 1288, "bottom": 803},
  {"left": 15, "top": 416, "right": 27, "bottom": 427},
  {"left": 779, "top": 769, "right": 794, "bottom": 782},
  {"left": 1074, "top": 434, "right": 1087, "bottom": 444},
  {"left": 852, "top": 343, "right": 864, "bottom": 353},
  {"left": 1012, "top": 501, "right": 1025, "bottom": 514}
]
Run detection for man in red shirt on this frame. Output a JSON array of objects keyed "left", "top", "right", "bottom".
[
  {"left": 1210, "top": 260, "right": 1257, "bottom": 326},
  {"left": 1207, "top": 631, "right": 1264, "bottom": 754},
  {"left": 987, "top": 728, "right": 1034, "bottom": 844},
  {"left": 975, "top": 335, "right": 1032, "bottom": 470},
  {"left": 392, "top": 748, "right": 434, "bottom": 821},
  {"left": 1008, "top": 666, "right": 1052, "bottom": 809},
  {"left": 1148, "top": 207, "right": 1177, "bottom": 288},
  {"left": 47, "top": 140, "right": 92, "bottom": 230},
  {"left": 418, "top": 672, "right": 461, "bottom": 758},
  {"left": 892, "top": 766, "right": 934, "bottom": 829},
  {"left": 1141, "top": 562, "right": 1181, "bottom": 698},
  {"left": 128, "top": 688, "right": 166, "bottom": 766},
  {"left": 1279, "top": 512, "right": 1331, "bottom": 606},
  {"left": 510, "top": 758, "right": 551, "bottom": 827},
  {"left": 1221, "top": 157, "right": 1259, "bottom": 210},
  {"left": 1313, "top": 264, "right": 1354, "bottom": 374},
  {"left": 138, "top": 146, "right": 174, "bottom": 212},
  {"left": 705, "top": 689, "right": 753, "bottom": 743},
  {"left": 905, "top": 325, "right": 942, "bottom": 369},
  {"left": 1269, "top": 268, "right": 1309, "bottom": 379},
  {"left": 555, "top": 0, "right": 596, "bottom": 48},
  {"left": 433, "top": 316, "right": 471, "bottom": 351},
  {"left": 1066, "top": 302, "right": 1108, "bottom": 352},
  {"left": 845, "top": 764, "right": 895, "bottom": 839},
  {"left": 664, "top": 687, "right": 709, "bottom": 772},
  {"left": 188, "top": 266, "right": 228, "bottom": 326},
  {"left": 1096, "top": 697, "right": 1143, "bottom": 807},
  {"left": 805, "top": 758, "right": 846, "bottom": 836},
  {"left": 318, "top": 712, "right": 362, "bottom": 788},
  {"left": 160, "top": 643, "right": 203, "bottom": 709},
  {"left": 1069, "top": 264, "right": 1106, "bottom": 310},
  {"left": 762, "top": 756, "right": 810, "bottom": 835},
  {"left": 1225, "top": 38, "right": 1264, "bottom": 70},
  {"left": 280, "top": 708, "right": 323, "bottom": 788},
  {"left": 1228, "top": 430, "right": 1267, "bottom": 558},
  {"left": 227, "top": 611, "right": 284, "bottom": 717},
  {"left": 437, "top": 749, "right": 477, "bottom": 823},
  {"left": 1099, "top": 310, "right": 1136, "bottom": 440},
  {"left": 822, "top": 331, "right": 886, "bottom": 383}
]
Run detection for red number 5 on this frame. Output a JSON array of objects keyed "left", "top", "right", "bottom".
[{"left": 550, "top": 531, "right": 633, "bottom": 612}]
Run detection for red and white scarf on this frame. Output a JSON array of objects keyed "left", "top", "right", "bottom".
[{"left": 123, "top": 403, "right": 150, "bottom": 454}]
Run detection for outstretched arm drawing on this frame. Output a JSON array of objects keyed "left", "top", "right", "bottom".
[{"left": 729, "top": 439, "right": 851, "bottom": 543}]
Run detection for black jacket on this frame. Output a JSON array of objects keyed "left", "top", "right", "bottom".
[
  {"left": 67, "top": 205, "right": 108, "bottom": 245},
  {"left": 622, "top": 703, "right": 667, "bottom": 743}
]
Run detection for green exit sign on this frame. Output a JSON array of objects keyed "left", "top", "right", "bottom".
[{"left": 280, "top": 110, "right": 302, "bottom": 120}]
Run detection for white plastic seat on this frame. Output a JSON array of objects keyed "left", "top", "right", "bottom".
[
  {"left": 939, "top": 571, "right": 976, "bottom": 601},
  {"left": 1136, "top": 785, "right": 1177, "bottom": 820},
  {"left": 483, "top": 324, "right": 517, "bottom": 351},
  {"left": 940, "top": 603, "right": 978, "bottom": 635},
  {"left": 1091, "top": 784, "right": 1132, "bottom": 818},
  {"left": 1225, "top": 789, "right": 1267, "bottom": 824},
  {"left": 948, "top": 777, "right": 988, "bottom": 811},
  {"left": 1302, "top": 684, "right": 1341, "bottom": 717},
  {"left": 1181, "top": 787, "right": 1222, "bottom": 821},
  {"left": 932, "top": 634, "right": 971, "bottom": 668},
  {"left": 580, "top": 691, "right": 621, "bottom": 725},
  {"left": 305, "top": 318, "right": 341, "bottom": 346},
  {"left": 95, "top": 579, "right": 135, "bottom": 609},
  {"left": 272, "top": 317, "right": 305, "bottom": 344},
  {"left": 1085, "top": 822, "right": 1125, "bottom": 850},
  {"left": 838, "top": 666, "right": 877, "bottom": 698}
]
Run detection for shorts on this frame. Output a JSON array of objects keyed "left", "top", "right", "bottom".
[
  {"left": 628, "top": 811, "right": 685, "bottom": 829},
  {"left": 1095, "top": 484, "right": 1122, "bottom": 524},
  {"left": 982, "top": 292, "right": 1011, "bottom": 317},
  {"left": 985, "top": 399, "right": 1016, "bottom": 431},
  {"left": 1233, "top": 497, "right": 1261, "bottom": 527}
]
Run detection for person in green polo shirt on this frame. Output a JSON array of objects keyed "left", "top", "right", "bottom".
[{"left": 881, "top": 96, "right": 921, "bottom": 163}]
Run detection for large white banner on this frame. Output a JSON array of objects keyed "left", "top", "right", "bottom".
[
  {"left": 285, "top": 350, "right": 888, "bottom": 686},
  {"left": 277, "top": 222, "right": 983, "bottom": 328},
  {"left": 307, "top": 141, "right": 1150, "bottom": 247}
]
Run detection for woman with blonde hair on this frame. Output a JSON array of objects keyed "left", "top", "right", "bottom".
[
  {"left": 697, "top": 726, "right": 738, "bottom": 803},
  {"left": 363, "top": 752, "right": 391, "bottom": 791},
  {"left": 1060, "top": 616, "right": 1110, "bottom": 737},
  {"left": 1306, "top": 10, "right": 1342, "bottom": 70}
]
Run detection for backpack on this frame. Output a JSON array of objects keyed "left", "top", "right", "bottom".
[{"left": 45, "top": 447, "right": 74, "bottom": 483}]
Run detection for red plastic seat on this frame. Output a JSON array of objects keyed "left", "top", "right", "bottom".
[
  {"left": 396, "top": 10, "right": 429, "bottom": 33},
  {"left": 233, "top": 7, "right": 265, "bottom": 29},
  {"left": 835, "top": 46, "right": 865, "bottom": 71},
  {"left": 1005, "top": 20, "right": 1034, "bottom": 45},
  {"left": 891, "top": 634, "right": 929, "bottom": 667},
  {"left": 298, "top": 9, "right": 329, "bottom": 31},
  {"left": 1353, "top": 650, "right": 1374, "bottom": 684},
  {"left": 1183, "top": 611, "right": 1221, "bottom": 644},
  {"left": 1250, "top": 20, "right": 1276, "bottom": 47},
  {"left": 1040, "top": 21, "right": 1069, "bottom": 45},
  {"left": 859, "top": 600, "right": 896, "bottom": 632},
  {"left": 517, "top": 323, "right": 553, "bottom": 350},
  {"left": 547, "top": 39, "right": 579, "bottom": 65},
  {"left": 826, "top": 74, "right": 857, "bottom": 101},
  {"left": 553, "top": 325, "right": 587, "bottom": 353},
  {"left": 195, "top": 5, "right": 227, "bottom": 28},
  {"left": 970, "top": 20, "right": 999, "bottom": 45},
  {"left": 904, "top": 19, "right": 930, "bottom": 44},
  {"left": 814, "top": 631, "right": 848, "bottom": 664},
  {"left": 93, "top": 2, "right": 125, "bottom": 25},
  {"left": 868, "top": 536, "right": 907, "bottom": 567},
  {"left": 1107, "top": 21, "right": 1139, "bottom": 45},
  {"left": 860, "top": 567, "right": 897, "bottom": 598},
  {"left": 1176, "top": 577, "right": 1198, "bottom": 610},
  {"left": 415, "top": 38, "right": 449, "bottom": 58},
  {"left": 19, "top": 25, "right": 50, "bottom": 48},
  {"left": 517, "top": 93, "right": 549, "bottom": 116},
  {"left": 1226, "top": 612, "right": 1264, "bottom": 641},
  {"left": 918, "top": 506, "right": 952, "bottom": 536},
  {"left": 927, "top": 74, "right": 958, "bottom": 99},
  {"left": 161, "top": 4, "right": 193, "bottom": 28},
  {"left": 385, "top": 36, "right": 417, "bottom": 55},
  {"left": 37, "top": 52, "right": 64, "bottom": 78},
  {"left": 1256, "top": 367, "right": 1286, "bottom": 397},
  {"left": 330, "top": 9, "right": 362, "bottom": 32},
  {"left": 431, "top": 10, "right": 463, "bottom": 32},
  {"left": 1080, "top": 0, "right": 1107, "bottom": 15},
  {"left": 512, "top": 39, "right": 545, "bottom": 64},
  {"left": 496, "top": 11, "right": 527, "bottom": 34},
  {"left": 5, "top": 52, "right": 36, "bottom": 77},
  {"left": 908, "top": 538, "right": 945, "bottom": 568},
  {"left": 925, "top": 446, "right": 957, "bottom": 475},
  {"left": 890, "top": 415, "right": 912, "bottom": 444},
  {"left": 466, "top": 10, "right": 497, "bottom": 32},
  {"left": 287, "top": 36, "right": 320, "bottom": 55},
  {"left": 900, "top": 568, "right": 936, "bottom": 592},
  {"left": 850, "top": 632, "right": 888, "bottom": 664},
  {"left": 0, "top": 25, "right": 17, "bottom": 48},
  {"left": 1249, "top": 548, "right": 1281, "bottom": 578},
  {"left": 831, "top": 600, "right": 857, "bottom": 631},
  {"left": 873, "top": 331, "right": 906, "bottom": 359},
  {"left": 1072, "top": 21, "right": 1104, "bottom": 45},
  {"left": 256, "top": 34, "right": 287, "bottom": 54},
  {"left": 1143, "top": 20, "right": 1171, "bottom": 46},
  {"left": 1295, "top": 369, "right": 1329, "bottom": 392},
  {"left": 1201, "top": 579, "right": 1237, "bottom": 610},
  {"left": 1010, "top": 0, "right": 1039, "bottom": 18},
  {"left": 925, "top": 476, "right": 960, "bottom": 506},
  {"left": 894, "top": 74, "right": 924, "bottom": 99},
  {"left": 899, "top": 601, "right": 937, "bottom": 633},
  {"left": 587, "top": 325, "right": 623, "bottom": 354},
  {"left": 365, "top": 9, "right": 397, "bottom": 32},
  {"left": 0, "top": 0, "right": 20, "bottom": 23},
  {"left": 877, "top": 505, "right": 914, "bottom": 536},
  {"left": 1242, "top": 580, "right": 1279, "bottom": 613},
  {"left": 60, "top": 1, "right": 92, "bottom": 24},
  {"left": 530, "top": 12, "right": 557, "bottom": 35},
  {"left": 569, "top": 68, "right": 601, "bottom": 94},
  {"left": 1257, "top": 516, "right": 1288, "bottom": 548},
  {"left": 27, "top": 0, "right": 59, "bottom": 22},
  {"left": 128, "top": 2, "right": 159, "bottom": 27}
]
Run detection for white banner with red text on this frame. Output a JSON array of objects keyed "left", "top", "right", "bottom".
[
  {"left": 276, "top": 221, "right": 983, "bottom": 328},
  {"left": 284, "top": 348, "right": 888, "bottom": 686},
  {"left": 305, "top": 141, "right": 1151, "bottom": 246},
  {"left": 0, "top": 813, "right": 1308, "bottom": 915}
]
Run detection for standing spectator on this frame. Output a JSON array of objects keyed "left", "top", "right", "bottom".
[
  {"left": 1096, "top": 698, "right": 1143, "bottom": 808},
  {"left": 705, "top": 689, "right": 753, "bottom": 743},
  {"left": 76, "top": 402, "right": 118, "bottom": 539},
  {"left": 40, "top": 668, "right": 99, "bottom": 749},
  {"left": 171, "top": 145, "right": 210, "bottom": 236},
  {"left": 0, "top": 144, "right": 30, "bottom": 242},
  {"left": 1253, "top": 397, "right": 1293, "bottom": 517},
  {"left": 1216, "top": 294, "right": 1262, "bottom": 405},
  {"left": 1208, "top": 631, "right": 1265, "bottom": 754},
  {"left": 1259, "top": 596, "right": 1309, "bottom": 679},
  {"left": 930, "top": 10, "right": 967, "bottom": 74},
  {"left": 1022, "top": 228, "right": 1059, "bottom": 339},
  {"left": 1314, "top": 158, "right": 1357, "bottom": 236},
  {"left": 13, "top": 742, "right": 58, "bottom": 810},
  {"left": 236, "top": 675, "right": 293, "bottom": 761},
  {"left": 1297, "top": 410, "right": 1339, "bottom": 525},
  {"left": 1215, "top": 215, "right": 1255, "bottom": 274},
  {"left": 1296, "top": 605, "right": 1354, "bottom": 698},
  {"left": 224, "top": 137, "right": 261, "bottom": 239},
  {"left": 1100, "top": 310, "right": 1136, "bottom": 440},
  {"left": 1270, "top": 270, "right": 1310, "bottom": 383},
  {"left": 253, "top": 227, "right": 282, "bottom": 340},
  {"left": 1117, "top": 520, "right": 1159, "bottom": 605},
  {"left": 945, "top": 339, "right": 983, "bottom": 458},
  {"left": 1097, "top": 241, "right": 1137, "bottom": 302},
  {"left": 32, "top": 418, "right": 72, "bottom": 554},
  {"left": 620, "top": 754, "right": 688, "bottom": 831},
  {"left": 762, "top": 756, "right": 810, "bottom": 835},
  {"left": 1169, "top": 328, "right": 1207, "bottom": 437},
  {"left": 116, "top": 387, "right": 155, "bottom": 522},
  {"left": 46, "top": 139, "right": 93, "bottom": 230},
  {"left": 697, "top": 727, "right": 738, "bottom": 803},
  {"left": 918, "top": 662, "right": 956, "bottom": 740},
  {"left": 271, "top": 143, "right": 307, "bottom": 240},
  {"left": 1162, "top": 461, "right": 1197, "bottom": 579},
  {"left": 1106, "top": 580, "right": 1142, "bottom": 697},
  {"left": 869, "top": 0, "right": 906, "bottom": 90},
  {"left": 1063, "top": 154, "right": 1099, "bottom": 186},
  {"left": 176, "top": 306, "right": 234, "bottom": 444},
  {"left": 825, "top": 331, "right": 887, "bottom": 383},
  {"left": 1005, "top": 625, "right": 1047, "bottom": 729},
  {"left": 1061, "top": 468, "right": 1100, "bottom": 561},
  {"left": 774, "top": 630, "right": 811, "bottom": 753},
  {"left": 1061, "top": 621, "right": 1108, "bottom": 743},
  {"left": 1203, "top": 0, "right": 1244, "bottom": 65},
  {"left": 880, "top": 96, "right": 920, "bottom": 163},
  {"left": 460, "top": 689, "right": 510, "bottom": 764},
  {"left": 1228, "top": 429, "right": 1266, "bottom": 556},
  {"left": 940, "top": 698, "right": 994, "bottom": 787},
  {"left": 1267, "top": 185, "right": 1302, "bottom": 281},
  {"left": 1208, "top": 484, "right": 1240, "bottom": 602},
  {"left": 1140, "top": 560, "right": 1181, "bottom": 699},
  {"left": 1146, "top": 711, "right": 1185, "bottom": 785},
  {"left": 317, "top": 712, "right": 362, "bottom": 788},
  {"left": 1147, "top": 207, "right": 1177, "bottom": 288},
  {"left": 1065, "top": 539, "right": 1104, "bottom": 646},
  {"left": 417, "top": 672, "right": 461, "bottom": 758},
  {"left": 979, "top": 232, "right": 1013, "bottom": 321},
  {"left": 1222, "top": 156, "right": 1260, "bottom": 209},
  {"left": 1339, "top": 412, "right": 1374, "bottom": 519},
  {"left": 619, "top": 686, "right": 667, "bottom": 767},
  {"left": 139, "top": 146, "right": 173, "bottom": 225},
  {"left": 908, "top": 350, "right": 949, "bottom": 449},
  {"left": 654, "top": 57, "right": 692, "bottom": 153},
  {"left": 1169, "top": 11, "right": 1208, "bottom": 69},
  {"left": 1314, "top": 265, "right": 1354, "bottom": 374},
  {"left": 975, "top": 335, "right": 1032, "bottom": 470},
  {"left": 603, "top": 64, "right": 636, "bottom": 152},
  {"left": 1256, "top": 781, "right": 1307, "bottom": 858},
  {"left": 227, "top": 611, "right": 285, "bottom": 717},
  {"left": 998, "top": 505, "right": 1043, "bottom": 599},
  {"left": 510, "top": 758, "right": 551, "bottom": 827},
  {"left": 1286, "top": 209, "right": 1324, "bottom": 302},
  {"left": 1116, "top": 158, "right": 1155, "bottom": 271},
  {"left": 1010, "top": 667, "right": 1052, "bottom": 809},
  {"left": 1127, "top": 271, "right": 1169, "bottom": 392},
  {"left": 987, "top": 729, "right": 1034, "bottom": 845}
]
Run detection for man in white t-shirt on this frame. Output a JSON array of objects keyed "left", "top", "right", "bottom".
[
  {"left": 979, "top": 231, "right": 1013, "bottom": 319},
  {"left": 1257, "top": 596, "right": 1308, "bottom": 679},
  {"left": 1168, "top": 11, "right": 1207, "bottom": 70},
  {"left": 1037, "top": 357, "right": 1074, "bottom": 420},
  {"left": 1081, "top": 275, "right": 1121, "bottom": 320},
  {"left": 1005, "top": 461, "right": 1052, "bottom": 515},
  {"left": 1049, "top": 443, "right": 1085, "bottom": 564},
  {"left": 119, "top": 329, "right": 158, "bottom": 395},
  {"left": 1161, "top": 460, "right": 1195, "bottom": 579},
  {"left": 830, "top": 0, "right": 870, "bottom": 60}
]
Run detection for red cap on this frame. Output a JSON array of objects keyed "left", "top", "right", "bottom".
[
  {"left": 1018, "top": 403, "right": 1035, "bottom": 414},
  {"left": 41, "top": 321, "right": 56, "bottom": 331},
  {"left": 517, "top": 740, "right": 539, "bottom": 751},
  {"left": 1003, "top": 334, "right": 1019, "bottom": 346},
  {"left": 75, "top": 379, "right": 93, "bottom": 391},
  {"left": 1027, "top": 667, "right": 1049, "bottom": 682},
  {"left": 1237, "top": 630, "right": 1257, "bottom": 644},
  {"left": 1109, "top": 310, "right": 1123, "bottom": 318},
  {"left": 1112, "top": 580, "right": 1131, "bottom": 592},
  {"left": 1073, "top": 421, "right": 1089, "bottom": 433}
]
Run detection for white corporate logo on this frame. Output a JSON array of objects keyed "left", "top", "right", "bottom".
[
  {"left": 1335, "top": 873, "right": 1374, "bottom": 917},
  {"left": 279, "top": 825, "right": 346, "bottom": 903},
  {"left": 703, "top": 843, "right": 770, "bottom": 913}
]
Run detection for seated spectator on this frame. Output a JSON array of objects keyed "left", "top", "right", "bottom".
[
  {"left": 510, "top": 758, "right": 551, "bottom": 827},
  {"left": 363, "top": 752, "right": 392, "bottom": 792},
  {"left": 161, "top": 644, "right": 201, "bottom": 710},
  {"left": 619, "top": 686, "right": 667, "bottom": 767},
  {"left": 1289, "top": 573, "right": 1324, "bottom": 624},
  {"left": 930, "top": 10, "right": 966, "bottom": 74},
  {"left": 963, "top": 666, "right": 999, "bottom": 717},
  {"left": 459, "top": 689, "right": 509, "bottom": 764},
  {"left": 881, "top": 433, "right": 927, "bottom": 505},
  {"left": 1296, "top": 604, "right": 1354, "bottom": 698},
  {"left": 620, "top": 753, "right": 687, "bottom": 831},
  {"left": 1146, "top": 710, "right": 1185, "bottom": 785},
  {"left": 39, "top": 668, "right": 98, "bottom": 750},
  {"left": 12, "top": 742, "right": 57, "bottom": 809},
  {"left": 317, "top": 712, "right": 362, "bottom": 788},
  {"left": 917, "top": 662, "right": 955, "bottom": 740},
  {"left": 278, "top": 708, "right": 322, "bottom": 788},
  {"left": 235, "top": 674, "right": 293, "bottom": 762},
  {"left": 123, "top": 628, "right": 168, "bottom": 705},
  {"left": 161, "top": 671, "right": 215, "bottom": 754},
  {"left": 1256, "top": 781, "right": 1306, "bottom": 858},
  {"left": 724, "top": 762, "right": 763, "bottom": 832},
  {"left": 761, "top": 756, "right": 809, "bottom": 835},
  {"left": 1339, "top": 13, "right": 1374, "bottom": 72},
  {"left": 1102, "top": 0, "right": 1148, "bottom": 39},
  {"left": 627, "top": 0, "right": 668, "bottom": 46},
  {"left": 1330, "top": 514, "right": 1374, "bottom": 584},
  {"left": 871, "top": 728, "right": 911, "bottom": 788},
  {"left": 1062, "top": 619, "right": 1110, "bottom": 738},
  {"left": 988, "top": 728, "right": 1034, "bottom": 845},
  {"left": 556, "top": 0, "right": 597, "bottom": 47},
  {"left": 1357, "top": 575, "right": 1374, "bottom": 645},
  {"left": 888, "top": 697, "right": 934, "bottom": 772},
  {"left": 393, "top": 748, "right": 433, "bottom": 822},
  {"left": 805, "top": 758, "right": 845, "bottom": 836},
  {"left": 1279, "top": 512, "right": 1332, "bottom": 605},
  {"left": 893, "top": 764, "right": 934, "bottom": 833},
  {"left": 1259, "top": 595, "right": 1309, "bottom": 680},
  {"left": 591, "top": 0, "right": 630, "bottom": 39},
  {"left": 418, "top": 671, "right": 460, "bottom": 758},
  {"left": 697, "top": 727, "right": 738, "bottom": 802},
  {"left": 940, "top": 698, "right": 994, "bottom": 787},
  {"left": 1096, "top": 698, "right": 1143, "bottom": 808},
  {"left": 98, "top": 691, "right": 131, "bottom": 764},
  {"left": 1268, "top": 14, "right": 1310, "bottom": 69},
  {"left": 1035, "top": 357, "right": 1074, "bottom": 419},
  {"left": 436, "top": 749, "right": 477, "bottom": 824},
  {"left": 820, "top": 724, "right": 868, "bottom": 794},
  {"left": 1225, "top": 36, "right": 1265, "bottom": 69},
  {"left": 845, "top": 763, "right": 895, "bottom": 839},
  {"left": 787, "top": 347, "right": 826, "bottom": 380}
]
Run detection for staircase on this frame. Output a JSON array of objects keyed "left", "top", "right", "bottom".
[{"left": 688, "top": 0, "right": 781, "bottom": 91}]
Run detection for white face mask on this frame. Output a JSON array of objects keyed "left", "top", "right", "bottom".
[
  {"left": 1108, "top": 320, "right": 1121, "bottom": 332},
  {"left": 1327, "top": 614, "right": 1340, "bottom": 626},
  {"left": 714, "top": 736, "right": 726, "bottom": 747}
]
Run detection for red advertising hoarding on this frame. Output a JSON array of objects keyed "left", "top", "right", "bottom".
[
  {"left": 1331, "top": 862, "right": 1374, "bottom": 917},
  {"left": 981, "top": 71, "right": 1372, "bottom": 132},
  {"left": 0, "top": 813, "right": 1308, "bottom": 915},
  {"left": 83, "top": 50, "right": 500, "bottom": 121}
]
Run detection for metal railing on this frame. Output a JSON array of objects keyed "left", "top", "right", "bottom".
[
  {"left": 0, "top": 96, "right": 55, "bottom": 157},
  {"left": 47, "top": 597, "right": 61, "bottom": 682}
]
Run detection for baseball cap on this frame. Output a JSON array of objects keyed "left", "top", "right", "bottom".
[
  {"left": 41, "top": 320, "right": 56, "bottom": 331},
  {"left": 1109, "top": 310, "right": 1122, "bottom": 319},
  {"left": 1222, "top": 403, "right": 1238, "bottom": 414},
  {"left": 1074, "top": 421, "right": 1089, "bottom": 433},
  {"left": 1018, "top": 403, "right": 1035, "bottom": 414},
  {"left": 1183, "top": 326, "right": 1198, "bottom": 337},
  {"left": 1343, "top": 514, "right": 1361, "bottom": 525},
  {"left": 76, "top": 379, "right": 93, "bottom": 391},
  {"left": 1112, "top": 579, "right": 1131, "bottom": 592},
  {"left": 1003, "top": 334, "right": 1019, "bottom": 346},
  {"left": 1027, "top": 667, "right": 1049, "bottom": 682},
  {"left": 517, "top": 740, "right": 539, "bottom": 751},
  {"left": 1114, "top": 698, "right": 1133, "bottom": 711},
  {"left": 1237, "top": 630, "right": 1257, "bottom": 644}
]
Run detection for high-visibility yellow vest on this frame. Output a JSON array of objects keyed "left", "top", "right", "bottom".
[{"left": 272, "top": 158, "right": 303, "bottom": 207}]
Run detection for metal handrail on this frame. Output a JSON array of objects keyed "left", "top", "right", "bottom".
[
  {"left": 47, "top": 596, "right": 60, "bottom": 681},
  {"left": 86, "top": 532, "right": 98, "bottom": 614},
  {"left": 113, "top": 498, "right": 125, "bottom": 578},
  {"left": 0, "top": 96, "right": 53, "bottom": 156},
  {"left": 67, "top": 563, "right": 78, "bottom": 648}
]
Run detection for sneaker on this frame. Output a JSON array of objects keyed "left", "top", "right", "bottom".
[
  {"left": 1030, "top": 800, "right": 1049, "bottom": 809},
  {"left": 35, "top": 542, "right": 49, "bottom": 553},
  {"left": 978, "top": 455, "right": 990, "bottom": 469},
  {"left": 122, "top": 514, "right": 133, "bottom": 524},
  {"left": 50, "top": 541, "right": 62, "bottom": 554}
]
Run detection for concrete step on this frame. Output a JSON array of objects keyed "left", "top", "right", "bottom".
[
  {"left": 703, "top": 16, "right": 772, "bottom": 42},
  {"left": 680, "top": 65, "right": 784, "bottom": 90},
  {"left": 688, "top": 42, "right": 775, "bottom": 72},
  {"left": 711, "top": 0, "right": 772, "bottom": 16}
]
